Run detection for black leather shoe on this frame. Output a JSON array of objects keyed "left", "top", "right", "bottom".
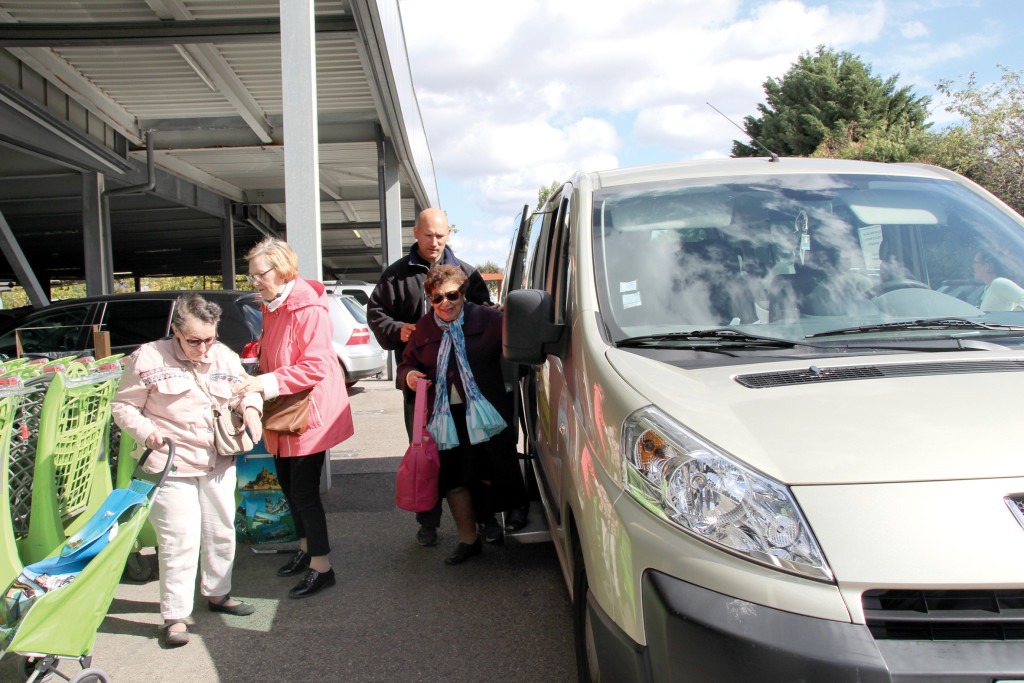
[
  {"left": 478, "top": 516, "right": 504, "bottom": 543},
  {"left": 416, "top": 525, "right": 438, "bottom": 547},
  {"left": 504, "top": 505, "right": 529, "bottom": 532},
  {"left": 289, "top": 567, "right": 336, "bottom": 599},
  {"left": 277, "top": 549, "right": 310, "bottom": 577},
  {"left": 444, "top": 538, "right": 483, "bottom": 565}
]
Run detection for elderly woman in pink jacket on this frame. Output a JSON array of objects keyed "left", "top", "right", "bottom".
[
  {"left": 233, "top": 238, "right": 354, "bottom": 600},
  {"left": 112, "top": 293, "right": 263, "bottom": 647}
]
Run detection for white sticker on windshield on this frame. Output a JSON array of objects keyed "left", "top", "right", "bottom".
[
  {"left": 620, "top": 280, "right": 637, "bottom": 293},
  {"left": 622, "top": 291, "right": 642, "bottom": 309}
]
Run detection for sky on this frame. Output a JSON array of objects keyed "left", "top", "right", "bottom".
[{"left": 396, "top": 0, "right": 1023, "bottom": 269}]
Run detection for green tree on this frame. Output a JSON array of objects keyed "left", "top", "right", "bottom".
[
  {"left": 733, "top": 46, "right": 930, "bottom": 161},
  {"left": 923, "top": 66, "right": 1024, "bottom": 216},
  {"left": 477, "top": 260, "right": 503, "bottom": 300},
  {"left": 536, "top": 180, "right": 561, "bottom": 211},
  {"left": 1, "top": 272, "right": 253, "bottom": 310}
]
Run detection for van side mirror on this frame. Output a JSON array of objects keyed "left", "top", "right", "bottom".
[{"left": 502, "top": 289, "right": 565, "bottom": 365}]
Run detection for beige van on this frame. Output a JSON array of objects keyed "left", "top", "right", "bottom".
[{"left": 502, "top": 157, "right": 1024, "bottom": 681}]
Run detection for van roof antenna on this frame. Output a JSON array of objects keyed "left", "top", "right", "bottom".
[{"left": 706, "top": 102, "right": 779, "bottom": 162}]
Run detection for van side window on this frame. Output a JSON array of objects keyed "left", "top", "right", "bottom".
[
  {"left": 101, "top": 299, "right": 174, "bottom": 348},
  {"left": 524, "top": 197, "right": 559, "bottom": 290},
  {"left": 546, "top": 196, "right": 572, "bottom": 323},
  {"left": 0, "top": 303, "right": 97, "bottom": 356}
]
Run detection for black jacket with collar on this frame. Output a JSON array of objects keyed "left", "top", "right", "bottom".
[{"left": 367, "top": 243, "right": 491, "bottom": 354}]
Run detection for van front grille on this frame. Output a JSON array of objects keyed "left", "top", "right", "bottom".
[
  {"left": 736, "top": 359, "right": 1024, "bottom": 388},
  {"left": 863, "top": 589, "right": 1024, "bottom": 641}
]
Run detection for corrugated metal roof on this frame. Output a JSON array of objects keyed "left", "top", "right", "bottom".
[{"left": 0, "top": 0, "right": 434, "bottom": 283}]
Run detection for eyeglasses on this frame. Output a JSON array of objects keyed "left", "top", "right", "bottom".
[
  {"left": 429, "top": 290, "right": 462, "bottom": 305},
  {"left": 246, "top": 267, "right": 274, "bottom": 284},
  {"left": 176, "top": 330, "right": 218, "bottom": 347}
]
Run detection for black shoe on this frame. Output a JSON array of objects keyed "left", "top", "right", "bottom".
[
  {"left": 444, "top": 538, "right": 483, "bottom": 565},
  {"left": 208, "top": 596, "right": 255, "bottom": 616},
  {"left": 416, "top": 525, "right": 438, "bottom": 547},
  {"left": 504, "top": 505, "right": 529, "bottom": 532},
  {"left": 289, "top": 568, "right": 336, "bottom": 599},
  {"left": 277, "top": 549, "right": 310, "bottom": 577},
  {"left": 478, "top": 516, "right": 504, "bottom": 543}
]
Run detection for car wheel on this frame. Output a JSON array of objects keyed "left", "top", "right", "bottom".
[
  {"left": 337, "top": 359, "right": 354, "bottom": 388},
  {"left": 573, "top": 540, "right": 601, "bottom": 682}
]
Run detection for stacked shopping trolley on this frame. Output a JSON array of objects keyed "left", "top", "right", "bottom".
[{"left": 0, "top": 355, "right": 172, "bottom": 683}]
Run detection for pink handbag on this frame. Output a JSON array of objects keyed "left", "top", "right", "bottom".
[{"left": 396, "top": 378, "right": 441, "bottom": 512}]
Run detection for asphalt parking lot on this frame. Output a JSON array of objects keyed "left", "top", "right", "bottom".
[{"left": 0, "top": 378, "right": 575, "bottom": 683}]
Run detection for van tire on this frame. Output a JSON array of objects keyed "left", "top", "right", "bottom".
[{"left": 573, "top": 541, "right": 601, "bottom": 682}]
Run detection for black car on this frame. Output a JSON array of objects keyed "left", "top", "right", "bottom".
[{"left": 0, "top": 290, "right": 263, "bottom": 360}]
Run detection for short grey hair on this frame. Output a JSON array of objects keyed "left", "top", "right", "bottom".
[{"left": 172, "top": 293, "right": 221, "bottom": 329}]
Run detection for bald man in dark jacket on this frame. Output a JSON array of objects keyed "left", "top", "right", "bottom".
[{"left": 367, "top": 208, "right": 491, "bottom": 546}]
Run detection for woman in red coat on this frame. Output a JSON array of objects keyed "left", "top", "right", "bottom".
[
  {"left": 234, "top": 238, "right": 354, "bottom": 598},
  {"left": 398, "top": 265, "right": 527, "bottom": 565}
]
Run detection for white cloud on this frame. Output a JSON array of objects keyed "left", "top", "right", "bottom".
[
  {"left": 899, "top": 20, "right": 929, "bottom": 38},
  {"left": 396, "top": 0, "right": 972, "bottom": 266}
]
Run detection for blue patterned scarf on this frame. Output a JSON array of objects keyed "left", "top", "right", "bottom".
[{"left": 427, "top": 308, "right": 507, "bottom": 450}]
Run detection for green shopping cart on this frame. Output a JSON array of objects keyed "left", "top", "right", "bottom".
[
  {"left": 0, "top": 443, "right": 175, "bottom": 683},
  {"left": 16, "top": 369, "right": 120, "bottom": 566}
]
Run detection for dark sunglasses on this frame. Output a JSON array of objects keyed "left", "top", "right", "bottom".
[
  {"left": 176, "top": 329, "right": 218, "bottom": 347},
  {"left": 429, "top": 291, "right": 462, "bottom": 305}
]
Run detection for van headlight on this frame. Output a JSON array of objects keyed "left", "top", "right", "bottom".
[{"left": 623, "top": 406, "right": 833, "bottom": 582}]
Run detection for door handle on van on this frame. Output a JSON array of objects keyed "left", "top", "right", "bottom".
[{"left": 502, "top": 289, "right": 566, "bottom": 365}]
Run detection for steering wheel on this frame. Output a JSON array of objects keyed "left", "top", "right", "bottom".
[{"left": 869, "top": 279, "right": 931, "bottom": 298}]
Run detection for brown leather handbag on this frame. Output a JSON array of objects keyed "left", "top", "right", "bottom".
[
  {"left": 253, "top": 330, "right": 312, "bottom": 435},
  {"left": 262, "top": 388, "right": 312, "bottom": 435}
]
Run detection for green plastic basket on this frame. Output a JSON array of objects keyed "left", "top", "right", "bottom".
[{"left": 17, "top": 373, "right": 120, "bottom": 565}]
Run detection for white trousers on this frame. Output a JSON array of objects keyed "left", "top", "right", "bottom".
[{"left": 148, "top": 469, "right": 237, "bottom": 621}]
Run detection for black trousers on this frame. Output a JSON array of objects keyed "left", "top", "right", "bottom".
[
  {"left": 275, "top": 450, "right": 330, "bottom": 556},
  {"left": 405, "top": 396, "right": 443, "bottom": 528}
]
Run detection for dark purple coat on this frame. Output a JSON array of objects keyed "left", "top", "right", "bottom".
[
  {"left": 397, "top": 302, "right": 512, "bottom": 425},
  {"left": 398, "top": 302, "right": 526, "bottom": 510}
]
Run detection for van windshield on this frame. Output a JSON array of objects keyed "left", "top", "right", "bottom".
[{"left": 592, "top": 173, "right": 1024, "bottom": 345}]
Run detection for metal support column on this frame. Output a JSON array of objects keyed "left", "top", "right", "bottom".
[
  {"left": 378, "top": 132, "right": 402, "bottom": 380},
  {"left": 279, "top": 0, "right": 322, "bottom": 281},
  {"left": 378, "top": 134, "right": 402, "bottom": 269},
  {"left": 221, "top": 201, "right": 236, "bottom": 289},
  {"left": 0, "top": 208, "right": 48, "bottom": 307},
  {"left": 82, "top": 171, "right": 113, "bottom": 296}
]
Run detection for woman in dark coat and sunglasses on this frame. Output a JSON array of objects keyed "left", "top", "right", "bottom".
[{"left": 397, "top": 265, "right": 527, "bottom": 565}]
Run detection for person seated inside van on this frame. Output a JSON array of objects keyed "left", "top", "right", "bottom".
[{"left": 975, "top": 250, "right": 1024, "bottom": 311}]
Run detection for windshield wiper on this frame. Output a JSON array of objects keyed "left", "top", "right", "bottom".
[
  {"left": 806, "top": 318, "right": 1024, "bottom": 339},
  {"left": 618, "top": 328, "right": 806, "bottom": 348}
]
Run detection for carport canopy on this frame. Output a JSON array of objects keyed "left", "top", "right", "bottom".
[{"left": 0, "top": 0, "right": 436, "bottom": 303}]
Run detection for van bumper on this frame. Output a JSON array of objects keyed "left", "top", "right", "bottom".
[
  {"left": 635, "top": 570, "right": 891, "bottom": 682},
  {"left": 593, "top": 569, "right": 890, "bottom": 682}
]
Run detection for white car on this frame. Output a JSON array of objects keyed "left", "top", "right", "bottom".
[
  {"left": 502, "top": 157, "right": 1024, "bottom": 681},
  {"left": 327, "top": 293, "right": 385, "bottom": 388},
  {"left": 325, "top": 279, "right": 374, "bottom": 306}
]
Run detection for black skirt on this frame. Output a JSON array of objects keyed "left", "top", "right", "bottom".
[{"left": 437, "top": 403, "right": 527, "bottom": 511}]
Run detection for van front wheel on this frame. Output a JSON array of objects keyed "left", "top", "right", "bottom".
[{"left": 573, "top": 544, "right": 601, "bottom": 682}]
